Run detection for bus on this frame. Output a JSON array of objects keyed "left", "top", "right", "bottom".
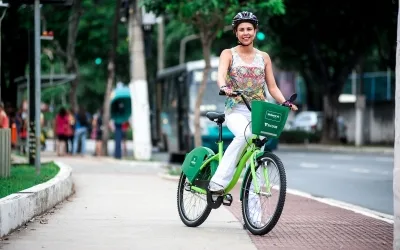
[{"left": 152, "top": 57, "right": 234, "bottom": 163}]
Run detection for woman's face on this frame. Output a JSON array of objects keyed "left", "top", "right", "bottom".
[{"left": 236, "top": 22, "right": 256, "bottom": 46}]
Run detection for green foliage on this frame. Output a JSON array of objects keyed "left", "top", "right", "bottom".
[
  {"left": 141, "top": 0, "right": 285, "bottom": 31},
  {"left": 40, "top": 0, "right": 130, "bottom": 113},
  {"left": 0, "top": 162, "right": 60, "bottom": 199},
  {"left": 263, "top": 0, "right": 397, "bottom": 110}
]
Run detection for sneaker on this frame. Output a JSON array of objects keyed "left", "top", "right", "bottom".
[{"left": 208, "top": 181, "right": 224, "bottom": 193}]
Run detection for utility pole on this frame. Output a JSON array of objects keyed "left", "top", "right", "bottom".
[
  {"left": 157, "top": 16, "right": 164, "bottom": 71},
  {"left": 354, "top": 62, "right": 365, "bottom": 147},
  {"left": 128, "top": 0, "right": 152, "bottom": 160},
  {"left": 393, "top": 2, "right": 400, "bottom": 247},
  {"left": 27, "top": 0, "right": 41, "bottom": 174}
]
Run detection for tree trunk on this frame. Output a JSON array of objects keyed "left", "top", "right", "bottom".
[
  {"left": 393, "top": 1, "right": 400, "bottom": 247},
  {"left": 301, "top": 69, "right": 323, "bottom": 111},
  {"left": 65, "top": 0, "right": 83, "bottom": 112},
  {"left": 101, "top": 0, "right": 121, "bottom": 156},
  {"left": 130, "top": 1, "right": 152, "bottom": 160},
  {"left": 321, "top": 92, "right": 340, "bottom": 143},
  {"left": 193, "top": 35, "right": 212, "bottom": 147}
]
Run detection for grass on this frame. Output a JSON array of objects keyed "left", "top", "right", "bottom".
[{"left": 0, "top": 162, "right": 60, "bottom": 199}]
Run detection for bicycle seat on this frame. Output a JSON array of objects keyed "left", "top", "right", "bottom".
[{"left": 206, "top": 112, "right": 225, "bottom": 123}]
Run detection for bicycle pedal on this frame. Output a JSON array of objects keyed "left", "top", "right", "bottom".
[{"left": 222, "top": 194, "right": 233, "bottom": 206}]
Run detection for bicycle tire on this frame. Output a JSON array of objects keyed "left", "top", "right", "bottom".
[
  {"left": 241, "top": 152, "right": 287, "bottom": 235},
  {"left": 177, "top": 172, "right": 212, "bottom": 227}
]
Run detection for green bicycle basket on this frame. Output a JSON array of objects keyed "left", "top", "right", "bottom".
[{"left": 251, "top": 100, "right": 290, "bottom": 138}]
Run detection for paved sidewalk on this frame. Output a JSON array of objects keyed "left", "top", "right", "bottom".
[
  {"left": 226, "top": 185, "right": 393, "bottom": 250},
  {"left": 0, "top": 157, "right": 256, "bottom": 250},
  {"left": 160, "top": 174, "right": 393, "bottom": 249}
]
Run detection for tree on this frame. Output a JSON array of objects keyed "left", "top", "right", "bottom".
[
  {"left": 142, "top": 0, "right": 285, "bottom": 147},
  {"left": 264, "top": 0, "right": 397, "bottom": 142},
  {"left": 101, "top": 0, "right": 121, "bottom": 156},
  {"left": 43, "top": 0, "right": 84, "bottom": 112}
]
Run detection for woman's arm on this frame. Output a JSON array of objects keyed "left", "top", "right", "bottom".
[{"left": 217, "top": 49, "right": 232, "bottom": 88}]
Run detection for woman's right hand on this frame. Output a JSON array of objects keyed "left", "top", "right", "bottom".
[{"left": 221, "top": 86, "right": 234, "bottom": 96}]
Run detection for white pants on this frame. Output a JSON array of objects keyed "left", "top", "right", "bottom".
[
  {"left": 210, "top": 104, "right": 264, "bottom": 224},
  {"left": 210, "top": 104, "right": 253, "bottom": 187}
]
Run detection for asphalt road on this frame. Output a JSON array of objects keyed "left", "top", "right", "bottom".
[
  {"left": 42, "top": 139, "right": 394, "bottom": 216},
  {"left": 275, "top": 149, "right": 393, "bottom": 216}
]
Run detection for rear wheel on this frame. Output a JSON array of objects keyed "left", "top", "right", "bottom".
[
  {"left": 177, "top": 166, "right": 212, "bottom": 227},
  {"left": 241, "top": 152, "right": 287, "bottom": 235}
]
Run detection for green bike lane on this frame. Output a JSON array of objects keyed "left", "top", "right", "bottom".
[
  {"left": 1, "top": 155, "right": 394, "bottom": 249},
  {"left": 0, "top": 156, "right": 256, "bottom": 250}
]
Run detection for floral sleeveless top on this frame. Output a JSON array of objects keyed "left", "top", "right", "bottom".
[{"left": 225, "top": 47, "right": 267, "bottom": 113}]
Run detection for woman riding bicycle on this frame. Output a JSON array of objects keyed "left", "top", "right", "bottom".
[{"left": 208, "top": 11, "right": 298, "bottom": 193}]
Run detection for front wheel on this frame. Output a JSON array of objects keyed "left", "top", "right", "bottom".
[
  {"left": 177, "top": 172, "right": 212, "bottom": 227},
  {"left": 241, "top": 152, "right": 287, "bottom": 235}
]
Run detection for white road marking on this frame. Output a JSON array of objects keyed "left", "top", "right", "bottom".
[
  {"left": 291, "top": 153, "right": 306, "bottom": 158},
  {"left": 300, "top": 162, "right": 319, "bottom": 168},
  {"left": 332, "top": 155, "right": 355, "bottom": 160},
  {"left": 375, "top": 157, "right": 393, "bottom": 163},
  {"left": 350, "top": 168, "right": 370, "bottom": 174}
]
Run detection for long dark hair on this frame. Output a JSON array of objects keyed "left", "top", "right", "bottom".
[{"left": 58, "top": 107, "right": 67, "bottom": 117}]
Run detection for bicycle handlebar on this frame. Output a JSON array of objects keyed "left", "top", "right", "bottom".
[
  {"left": 218, "top": 89, "right": 297, "bottom": 111},
  {"left": 218, "top": 89, "right": 252, "bottom": 111}
]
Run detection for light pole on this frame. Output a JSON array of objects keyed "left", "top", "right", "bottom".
[{"left": 394, "top": 1, "right": 400, "bottom": 247}]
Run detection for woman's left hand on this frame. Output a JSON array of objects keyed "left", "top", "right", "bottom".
[
  {"left": 282, "top": 100, "right": 298, "bottom": 111},
  {"left": 290, "top": 104, "right": 298, "bottom": 111}
]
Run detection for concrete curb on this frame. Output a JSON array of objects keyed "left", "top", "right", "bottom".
[{"left": 0, "top": 161, "right": 74, "bottom": 237}]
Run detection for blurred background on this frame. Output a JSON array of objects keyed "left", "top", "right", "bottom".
[{"left": 0, "top": 0, "right": 396, "bottom": 157}]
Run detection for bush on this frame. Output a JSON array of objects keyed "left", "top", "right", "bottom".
[{"left": 279, "top": 130, "right": 321, "bottom": 144}]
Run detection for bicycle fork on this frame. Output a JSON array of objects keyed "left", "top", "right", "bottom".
[{"left": 248, "top": 150, "right": 271, "bottom": 197}]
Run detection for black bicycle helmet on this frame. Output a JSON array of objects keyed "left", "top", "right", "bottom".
[{"left": 232, "top": 11, "right": 258, "bottom": 31}]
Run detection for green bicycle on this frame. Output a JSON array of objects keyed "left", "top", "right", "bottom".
[{"left": 177, "top": 89, "right": 297, "bottom": 236}]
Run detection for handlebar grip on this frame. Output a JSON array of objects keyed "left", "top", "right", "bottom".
[{"left": 219, "top": 89, "right": 241, "bottom": 97}]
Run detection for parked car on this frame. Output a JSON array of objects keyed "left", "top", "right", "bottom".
[{"left": 291, "top": 111, "right": 323, "bottom": 133}]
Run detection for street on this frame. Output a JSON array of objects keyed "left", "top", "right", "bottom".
[
  {"left": 43, "top": 139, "right": 394, "bottom": 216},
  {"left": 275, "top": 149, "right": 393, "bottom": 215}
]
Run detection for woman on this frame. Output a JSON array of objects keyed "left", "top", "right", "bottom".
[
  {"left": 208, "top": 11, "right": 298, "bottom": 193},
  {"left": 55, "top": 107, "right": 69, "bottom": 156}
]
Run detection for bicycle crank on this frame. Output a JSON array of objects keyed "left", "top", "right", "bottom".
[{"left": 206, "top": 189, "right": 223, "bottom": 209}]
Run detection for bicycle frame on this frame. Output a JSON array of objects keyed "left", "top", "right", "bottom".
[{"left": 190, "top": 134, "right": 267, "bottom": 197}]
